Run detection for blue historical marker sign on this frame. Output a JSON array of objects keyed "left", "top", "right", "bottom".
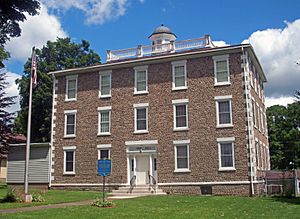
[{"left": 97, "top": 159, "right": 111, "bottom": 177}]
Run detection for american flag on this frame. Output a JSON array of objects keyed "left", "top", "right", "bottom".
[{"left": 31, "top": 47, "right": 37, "bottom": 88}]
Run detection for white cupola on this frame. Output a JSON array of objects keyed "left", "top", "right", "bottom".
[{"left": 148, "top": 24, "right": 177, "bottom": 53}]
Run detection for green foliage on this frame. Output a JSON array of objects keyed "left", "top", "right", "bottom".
[
  {"left": 1, "top": 187, "right": 17, "bottom": 203},
  {"left": 0, "top": 0, "right": 40, "bottom": 46},
  {"left": 267, "top": 102, "right": 300, "bottom": 169},
  {"left": 15, "top": 38, "right": 101, "bottom": 142},
  {"left": 0, "top": 72, "right": 16, "bottom": 158},
  {"left": 92, "top": 199, "right": 115, "bottom": 208},
  {"left": 0, "top": 47, "right": 10, "bottom": 68},
  {"left": 32, "top": 193, "right": 45, "bottom": 202}
]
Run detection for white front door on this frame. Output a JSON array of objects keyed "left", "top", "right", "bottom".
[{"left": 136, "top": 156, "right": 150, "bottom": 185}]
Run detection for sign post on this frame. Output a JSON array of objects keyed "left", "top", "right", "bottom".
[{"left": 97, "top": 159, "right": 111, "bottom": 202}]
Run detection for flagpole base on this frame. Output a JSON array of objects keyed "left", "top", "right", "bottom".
[{"left": 23, "top": 194, "right": 32, "bottom": 203}]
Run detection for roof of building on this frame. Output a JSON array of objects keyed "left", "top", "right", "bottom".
[{"left": 148, "top": 24, "right": 177, "bottom": 38}]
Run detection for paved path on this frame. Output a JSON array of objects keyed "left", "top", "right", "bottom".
[
  {"left": 0, "top": 200, "right": 92, "bottom": 214},
  {"left": 0, "top": 196, "right": 140, "bottom": 214}
]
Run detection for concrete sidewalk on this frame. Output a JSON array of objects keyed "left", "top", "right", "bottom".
[{"left": 0, "top": 200, "right": 92, "bottom": 214}]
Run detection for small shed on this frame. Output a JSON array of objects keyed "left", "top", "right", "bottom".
[{"left": 7, "top": 143, "right": 50, "bottom": 187}]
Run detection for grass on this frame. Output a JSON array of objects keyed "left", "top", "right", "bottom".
[
  {"left": 0, "top": 184, "right": 100, "bottom": 209},
  {"left": 1, "top": 195, "right": 300, "bottom": 219}
]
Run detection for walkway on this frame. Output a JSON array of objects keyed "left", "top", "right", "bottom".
[
  {"left": 0, "top": 195, "right": 140, "bottom": 214},
  {"left": 0, "top": 200, "right": 92, "bottom": 214}
]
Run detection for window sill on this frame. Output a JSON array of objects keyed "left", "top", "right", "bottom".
[
  {"left": 172, "top": 86, "right": 187, "bottom": 91},
  {"left": 173, "top": 127, "right": 189, "bottom": 132},
  {"left": 99, "top": 95, "right": 111, "bottom": 99},
  {"left": 218, "top": 167, "right": 236, "bottom": 172},
  {"left": 174, "top": 169, "right": 191, "bottom": 173},
  {"left": 98, "top": 133, "right": 111, "bottom": 136},
  {"left": 63, "top": 172, "right": 75, "bottom": 175},
  {"left": 214, "top": 82, "right": 231, "bottom": 87},
  {"left": 134, "top": 130, "right": 149, "bottom": 134},
  {"left": 65, "top": 98, "right": 77, "bottom": 102},
  {"left": 134, "top": 91, "right": 148, "bottom": 95},
  {"left": 64, "top": 135, "right": 76, "bottom": 138},
  {"left": 217, "top": 124, "right": 233, "bottom": 129}
]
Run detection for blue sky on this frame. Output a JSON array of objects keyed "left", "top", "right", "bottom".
[{"left": 3, "top": 0, "right": 300, "bottom": 111}]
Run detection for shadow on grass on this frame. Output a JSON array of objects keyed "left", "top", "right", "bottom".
[{"left": 271, "top": 196, "right": 300, "bottom": 205}]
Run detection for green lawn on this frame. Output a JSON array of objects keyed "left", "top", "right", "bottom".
[
  {"left": 0, "top": 184, "right": 100, "bottom": 209},
  {"left": 2, "top": 195, "right": 300, "bottom": 219}
]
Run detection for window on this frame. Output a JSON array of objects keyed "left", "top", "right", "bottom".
[
  {"left": 172, "top": 60, "right": 187, "bottom": 90},
  {"left": 63, "top": 146, "right": 76, "bottom": 174},
  {"left": 134, "top": 66, "right": 148, "bottom": 94},
  {"left": 134, "top": 103, "right": 149, "bottom": 133},
  {"left": 255, "top": 140, "right": 260, "bottom": 169},
  {"left": 65, "top": 75, "right": 78, "bottom": 101},
  {"left": 174, "top": 140, "right": 190, "bottom": 172},
  {"left": 252, "top": 99, "right": 257, "bottom": 128},
  {"left": 260, "top": 142, "right": 263, "bottom": 169},
  {"left": 98, "top": 106, "right": 111, "bottom": 136},
  {"left": 213, "top": 55, "right": 230, "bottom": 85},
  {"left": 257, "top": 104, "right": 261, "bottom": 131},
  {"left": 99, "top": 71, "right": 112, "bottom": 98},
  {"left": 261, "top": 108, "right": 264, "bottom": 133},
  {"left": 215, "top": 95, "right": 233, "bottom": 128},
  {"left": 217, "top": 137, "right": 235, "bottom": 171},
  {"left": 172, "top": 99, "right": 189, "bottom": 131},
  {"left": 64, "top": 110, "right": 77, "bottom": 138},
  {"left": 97, "top": 144, "right": 111, "bottom": 160},
  {"left": 254, "top": 68, "right": 257, "bottom": 93}
]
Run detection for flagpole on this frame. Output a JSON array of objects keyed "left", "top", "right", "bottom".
[{"left": 24, "top": 47, "right": 35, "bottom": 202}]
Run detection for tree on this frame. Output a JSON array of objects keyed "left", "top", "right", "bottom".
[
  {"left": 267, "top": 103, "right": 300, "bottom": 169},
  {"left": 15, "top": 37, "right": 101, "bottom": 142},
  {"left": 0, "top": 0, "right": 40, "bottom": 46},
  {"left": 0, "top": 72, "right": 16, "bottom": 158}
]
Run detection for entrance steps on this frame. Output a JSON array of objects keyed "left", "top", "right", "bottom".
[{"left": 110, "top": 185, "right": 166, "bottom": 199}]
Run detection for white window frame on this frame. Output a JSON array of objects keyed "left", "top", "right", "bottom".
[
  {"left": 98, "top": 106, "right": 112, "bottom": 136},
  {"left": 134, "top": 103, "right": 149, "bottom": 134},
  {"left": 172, "top": 99, "right": 189, "bottom": 131},
  {"left": 63, "top": 146, "right": 76, "bottom": 175},
  {"left": 64, "top": 110, "right": 77, "bottom": 138},
  {"left": 97, "top": 144, "right": 112, "bottom": 160},
  {"left": 217, "top": 137, "right": 235, "bottom": 171},
  {"left": 134, "top": 66, "right": 148, "bottom": 95},
  {"left": 172, "top": 60, "right": 187, "bottom": 90},
  {"left": 99, "top": 70, "right": 112, "bottom": 98},
  {"left": 213, "top": 55, "right": 230, "bottom": 86},
  {"left": 174, "top": 140, "right": 190, "bottom": 173},
  {"left": 215, "top": 95, "right": 233, "bottom": 128},
  {"left": 65, "top": 75, "right": 78, "bottom": 102}
]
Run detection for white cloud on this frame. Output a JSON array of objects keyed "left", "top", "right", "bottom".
[
  {"left": 42, "top": 0, "right": 129, "bottom": 25},
  {"left": 265, "top": 96, "right": 295, "bottom": 108},
  {"left": 243, "top": 19, "right": 300, "bottom": 98},
  {"left": 2, "top": 71, "right": 21, "bottom": 114},
  {"left": 5, "top": 4, "right": 67, "bottom": 61}
]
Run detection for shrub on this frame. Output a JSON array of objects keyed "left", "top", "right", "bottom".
[
  {"left": 32, "top": 193, "right": 45, "bottom": 202},
  {"left": 2, "top": 187, "right": 17, "bottom": 203},
  {"left": 92, "top": 199, "right": 115, "bottom": 208}
]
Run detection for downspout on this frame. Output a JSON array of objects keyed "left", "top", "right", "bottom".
[
  {"left": 241, "top": 47, "right": 255, "bottom": 196},
  {"left": 49, "top": 74, "right": 56, "bottom": 188}
]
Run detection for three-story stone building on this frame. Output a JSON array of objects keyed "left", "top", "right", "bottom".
[{"left": 49, "top": 25, "right": 269, "bottom": 195}]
